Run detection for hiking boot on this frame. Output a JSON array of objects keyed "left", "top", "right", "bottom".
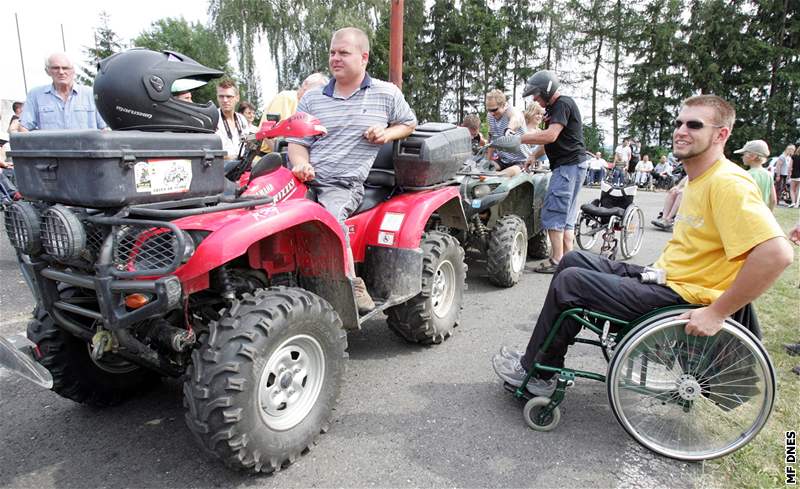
[
  {"left": 353, "top": 277, "right": 375, "bottom": 314},
  {"left": 499, "top": 345, "right": 524, "bottom": 362},
  {"left": 491, "top": 355, "right": 556, "bottom": 397}
]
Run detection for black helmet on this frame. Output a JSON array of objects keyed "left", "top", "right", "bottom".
[
  {"left": 522, "top": 70, "right": 560, "bottom": 102},
  {"left": 94, "top": 48, "right": 223, "bottom": 132}
]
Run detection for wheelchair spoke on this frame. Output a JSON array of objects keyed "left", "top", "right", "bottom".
[{"left": 608, "top": 320, "right": 775, "bottom": 460}]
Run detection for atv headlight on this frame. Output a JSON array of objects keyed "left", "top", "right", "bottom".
[
  {"left": 3, "top": 202, "right": 41, "bottom": 255},
  {"left": 473, "top": 184, "right": 491, "bottom": 199},
  {"left": 40, "top": 205, "right": 86, "bottom": 261}
]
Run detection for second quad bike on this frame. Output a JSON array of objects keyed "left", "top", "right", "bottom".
[
  {"left": 0, "top": 114, "right": 471, "bottom": 473},
  {"left": 454, "top": 146, "right": 550, "bottom": 287}
]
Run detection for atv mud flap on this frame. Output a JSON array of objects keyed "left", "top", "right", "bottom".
[{"left": 0, "top": 334, "right": 53, "bottom": 389}]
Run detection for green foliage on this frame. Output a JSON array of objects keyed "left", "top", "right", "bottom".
[
  {"left": 583, "top": 122, "right": 605, "bottom": 154},
  {"left": 133, "top": 17, "right": 231, "bottom": 106},
  {"left": 78, "top": 11, "right": 123, "bottom": 86}
]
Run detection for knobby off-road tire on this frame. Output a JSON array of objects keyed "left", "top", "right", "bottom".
[
  {"left": 184, "top": 287, "right": 347, "bottom": 473},
  {"left": 486, "top": 215, "right": 528, "bottom": 287},
  {"left": 386, "top": 231, "right": 466, "bottom": 344},
  {"left": 27, "top": 290, "right": 158, "bottom": 407},
  {"left": 527, "top": 230, "right": 550, "bottom": 260}
]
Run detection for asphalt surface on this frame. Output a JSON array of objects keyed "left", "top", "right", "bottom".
[{"left": 0, "top": 187, "right": 701, "bottom": 489}]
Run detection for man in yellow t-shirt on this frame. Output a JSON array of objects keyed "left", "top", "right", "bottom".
[{"left": 492, "top": 94, "right": 794, "bottom": 396}]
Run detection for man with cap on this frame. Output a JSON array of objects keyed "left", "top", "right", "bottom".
[
  {"left": 492, "top": 70, "right": 588, "bottom": 273},
  {"left": 735, "top": 139, "right": 776, "bottom": 210}
]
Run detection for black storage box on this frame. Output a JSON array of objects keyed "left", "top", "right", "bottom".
[
  {"left": 394, "top": 123, "right": 471, "bottom": 187},
  {"left": 9, "top": 130, "right": 226, "bottom": 207}
]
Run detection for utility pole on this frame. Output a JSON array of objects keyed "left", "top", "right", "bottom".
[
  {"left": 15, "top": 13, "right": 28, "bottom": 94},
  {"left": 389, "top": 0, "right": 404, "bottom": 89},
  {"left": 61, "top": 24, "right": 66, "bottom": 51}
]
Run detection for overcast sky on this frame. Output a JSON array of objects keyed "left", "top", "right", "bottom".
[{"left": 2, "top": 1, "right": 278, "bottom": 102}]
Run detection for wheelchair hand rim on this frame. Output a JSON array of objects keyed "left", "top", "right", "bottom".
[{"left": 606, "top": 317, "right": 775, "bottom": 461}]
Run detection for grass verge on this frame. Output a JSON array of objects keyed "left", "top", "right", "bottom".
[{"left": 700, "top": 206, "right": 799, "bottom": 488}]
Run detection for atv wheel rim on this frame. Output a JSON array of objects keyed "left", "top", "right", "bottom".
[
  {"left": 431, "top": 259, "right": 456, "bottom": 319},
  {"left": 258, "top": 334, "right": 325, "bottom": 431},
  {"left": 86, "top": 345, "right": 139, "bottom": 374},
  {"left": 511, "top": 231, "right": 526, "bottom": 273}
]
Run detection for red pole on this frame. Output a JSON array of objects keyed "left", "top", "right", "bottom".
[{"left": 389, "top": 0, "right": 404, "bottom": 89}]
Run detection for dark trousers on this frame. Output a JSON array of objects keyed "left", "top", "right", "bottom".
[{"left": 520, "top": 251, "right": 686, "bottom": 377}]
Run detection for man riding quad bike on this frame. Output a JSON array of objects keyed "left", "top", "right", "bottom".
[
  {"left": 0, "top": 49, "right": 471, "bottom": 474},
  {"left": 455, "top": 142, "right": 551, "bottom": 287}
]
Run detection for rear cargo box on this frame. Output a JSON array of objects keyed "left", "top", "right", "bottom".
[
  {"left": 9, "top": 130, "right": 226, "bottom": 207},
  {"left": 394, "top": 123, "right": 471, "bottom": 187}
]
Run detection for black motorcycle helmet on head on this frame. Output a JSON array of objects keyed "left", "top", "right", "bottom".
[
  {"left": 522, "top": 70, "right": 560, "bottom": 104},
  {"left": 94, "top": 48, "right": 223, "bottom": 132}
]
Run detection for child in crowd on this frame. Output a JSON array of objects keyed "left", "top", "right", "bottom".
[{"left": 735, "top": 139, "right": 777, "bottom": 210}]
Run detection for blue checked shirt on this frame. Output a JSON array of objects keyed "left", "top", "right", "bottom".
[{"left": 20, "top": 84, "right": 107, "bottom": 131}]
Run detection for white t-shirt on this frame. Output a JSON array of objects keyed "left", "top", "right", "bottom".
[
  {"left": 215, "top": 111, "right": 248, "bottom": 158},
  {"left": 588, "top": 157, "right": 605, "bottom": 170},
  {"left": 615, "top": 144, "right": 631, "bottom": 163},
  {"left": 636, "top": 160, "right": 654, "bottom": 172}
]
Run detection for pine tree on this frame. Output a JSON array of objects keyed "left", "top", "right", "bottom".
[{"left": 78, "top": 11, "right": 123, "bottom": 86}]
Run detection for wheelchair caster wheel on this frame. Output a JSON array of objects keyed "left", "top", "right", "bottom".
[{"left": 523, "top": 396, "right": 561, "bottom": 432}]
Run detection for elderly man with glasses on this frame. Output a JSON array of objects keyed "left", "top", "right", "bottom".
[
  {"left": 492, "top": 94, "right": 793, "bottom": 397},
  {"left": 18, "top": 52, "right": 106, "bottom": 131}
]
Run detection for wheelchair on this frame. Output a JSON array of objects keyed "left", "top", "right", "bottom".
[
  {"left": 505, "top": 305, "right": 776, "bottom": 461},
  {"left": 575, "top": 181, "right": 644, "bottom": 260}
]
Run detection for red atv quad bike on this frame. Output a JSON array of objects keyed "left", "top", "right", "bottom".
[{"left": 0, "top": 113, "right": 471, "bottom": 473}]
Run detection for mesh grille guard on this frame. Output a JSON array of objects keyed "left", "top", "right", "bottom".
[{"left": 85, "top": 216, "right": 187, "bottom": 278}]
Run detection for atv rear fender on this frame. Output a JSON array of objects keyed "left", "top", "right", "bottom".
[{"left": 348, "top": 186, "right": 466, "bottom": 261}]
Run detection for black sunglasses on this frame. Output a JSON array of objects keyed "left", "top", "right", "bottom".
[
  {"left": 487, "top": 107, "right": 500, "bottom": 113},
  {"left": 673, "top": 119, "right": 723, "bottom": 130}
]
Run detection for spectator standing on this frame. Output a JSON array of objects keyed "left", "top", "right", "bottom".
[
  {"left": 7, "top": 102, "right": 24, "bottom": 132},
  {"left": 789, "top": 146, "right": 800, "bottom": 207},
  {"left": 18, "top": 52, "right": 106, "bottom": 131},
  {"left": 522, "top": 103, "right": 545, "bottom": 170},
  {"left": 287, "top": 27, "right": 417, "bottom": 312},
  {"left": 494, "top": 70, "right": 589, "bottom": 273},
  {"left": 237, "top": 101, "right": 257, "bottom": 128},
  {"left": 586, "top": 152, "right": 606, "bottom": 185},
  {"left": 461, "top": 114, "right": 486, "bottom": 154},
  {"left": 263, "top": 72, "right": 329, "bottom": 122},
  {"left": 775, "top": 144, "right": 795, "bottom": 204},
  {"left": 215, "top": 79, "right": 249, "bottom": 159},
  {"left": 734, "top": 140, "right": 777, "bottom": 210},
  {"left": 614, "top": 138, "right": 631, "bottom": 179},
  {"left": 628, "top": 137, "right": 641, "bottom": 175}
]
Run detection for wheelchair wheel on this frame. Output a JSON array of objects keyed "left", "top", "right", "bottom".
[
  {"left": 575, "top": 211, "right": 599, "bottom": 250},
  {"left": 606, "top": 315, "right": 775, "bottom": 461},
  {"left": 523, "top": 396, "right": 561, "bottom": 432},
  {"left": 619, "top": 206, "right": 644, "bottom": 259}
]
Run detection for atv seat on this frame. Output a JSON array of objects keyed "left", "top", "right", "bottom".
[{"left": 354, "top": 143, "right": 396, "bottom": 214}]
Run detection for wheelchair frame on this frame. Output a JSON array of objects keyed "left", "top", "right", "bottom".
[{"left": 508, "top": 305, "right": 776, "bottom": 461}]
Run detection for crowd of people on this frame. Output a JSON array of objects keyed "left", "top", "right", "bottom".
[{"left": 0, "top": 34, "right": 796, "bottom": 385}]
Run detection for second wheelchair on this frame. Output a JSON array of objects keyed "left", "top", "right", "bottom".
[{"left": 575, "top": 181, "right": 644, "bottom": 260}]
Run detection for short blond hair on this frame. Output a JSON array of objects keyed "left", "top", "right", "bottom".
[
  {"left": 462, "top": 114, "right": 481, "bottom": 130},
  {"left": 332, "top": 27, "right": 370, "bottom": 53},
  {"left": 486, "top": 89, "right": 507, "bottom": 106},
  {"left": 682, "top": 94, "right": 736, "bottom": 130}
]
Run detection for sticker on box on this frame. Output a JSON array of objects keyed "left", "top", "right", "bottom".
[{"left": 135, "top": 159, "right": 193, "bottom": 195}]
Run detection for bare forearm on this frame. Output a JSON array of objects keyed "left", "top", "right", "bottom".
[
  {"left": 385, "top": 123, "right": 415, "bottom": 142},
  {"left": 520, "top": 126, "right": 561, "bottom": 145},
  {"left": 708, "top": 237, "right": 793, "bottom": 317},
  {"left": 288, "top": 143, "right": 310, "bottom": 167}
]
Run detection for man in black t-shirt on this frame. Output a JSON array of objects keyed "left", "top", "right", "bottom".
[{"left": 495, "top": 70, "right": 588, "bottom": 273}]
